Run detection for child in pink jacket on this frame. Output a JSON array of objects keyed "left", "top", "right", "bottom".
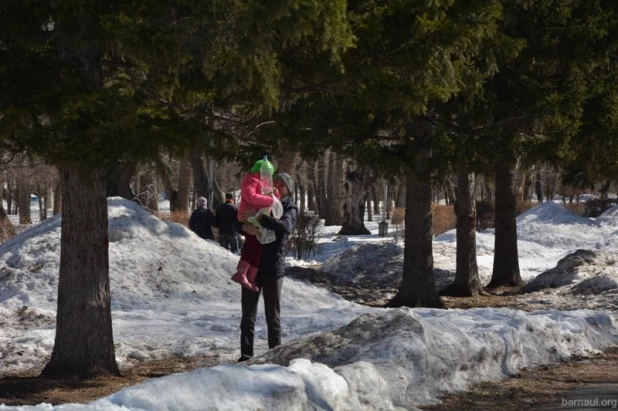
[{"left": 232, "top": 158, "right": 279, "bottom": 292}]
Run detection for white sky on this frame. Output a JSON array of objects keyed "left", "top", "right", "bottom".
[{"left": 1, "top": 198, "right": 618, "bottom": 410}]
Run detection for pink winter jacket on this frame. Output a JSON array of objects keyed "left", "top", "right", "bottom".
[{"left": 238, "top": 172, "right": 275, "bottom": 222}]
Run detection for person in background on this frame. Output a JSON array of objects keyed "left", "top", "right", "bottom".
[
  {"left": 216, "top": 193, "right": 240, "bottom": 254},
  {"left": 188, "top": 196, "right": 216, "bottom": 241},
  {"left": 238, "top": 173, "right": 298, "bottom": 363}
]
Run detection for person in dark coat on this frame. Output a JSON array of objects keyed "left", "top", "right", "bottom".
[
  {"left": 189, "top": 196, "right": 216, "bottom": 240},
  {"left": 238, "top": 173, "right": 298, "bottom": 362},
  {"left": 216, "top": 193, "right": 241, "bottom": 254}
]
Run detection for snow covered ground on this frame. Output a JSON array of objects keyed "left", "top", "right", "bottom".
[{"left": 1, "top": 198, "right": 618, "bottom": 410}]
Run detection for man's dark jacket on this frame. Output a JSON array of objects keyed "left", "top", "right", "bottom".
[
  {"left": 216, "top": 201, "right": 240, "bottom": 235},
  {"left": 189, "top": 207, "right": 216, "bottom": 240},
  {"left": 257, "top": 196, "right": 298, "bottom": 278}
]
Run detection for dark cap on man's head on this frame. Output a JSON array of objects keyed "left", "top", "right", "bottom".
[{"left": 274, "top": 173, "right": 294, "bottom": 194}]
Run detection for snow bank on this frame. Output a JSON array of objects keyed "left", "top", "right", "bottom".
[
  {"left": 0, "top": 198, "right": 369, "bottom": 374},
  {"left": 516, "top": 201, "right": 601, "bottom": 250},
  {"left": 519, "top": 249, "right": 618, "bottom": 296},
  {"left": 5, "top": 307, "right": 618, "bottom": 411},
  {"left": 321, "top": 241, "right": 404, "bottom": 285}
]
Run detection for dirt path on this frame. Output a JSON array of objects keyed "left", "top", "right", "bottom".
[
  {"left": 0, "top": 354, "right": 225, "bottom": 406},
  {"left": 424, "top": 348, "right": 618, "bottom": 411}
]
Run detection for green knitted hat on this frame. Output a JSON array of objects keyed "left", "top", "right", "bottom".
[{"left": 251, "top": 158, "right": 274, "bottom": 176}]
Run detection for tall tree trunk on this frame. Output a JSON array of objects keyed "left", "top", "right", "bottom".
[
  {"left": 488, "top": 163, "right": 522, "bottom": 288},
  {"left": 297, "top": 168, "right": 306, "bottom": 215},
  {"left": 17, "top": 175, "right": 31, "bottom": 224},
  {"left": 307, "top": 180, "right": 315, "bottom": 212},
  {"left": 106, "top": 160, "right": 136, "bottom": 200},
  {"left": 44, "top": 184, "right": 52, "bottom": 220},
  {"left": 484, "top": 178, "right": 493, "bottom": 201},
  {"left": 42, "top": 167, "right": 119, "bottom": 379},
  {"left": 37, "top": 185, "right": 46, "bottom": 221},
  {"left": 317, "top": 156, "right": 327, "bottom": 221},
  {"left": 444, "top": 177, "right": 456, "bottom": 204},
  {"left": 394, "top": 178, "right": 406, "bottom": 208},
  {"left": 6, "top": 177, "right": 14, "bottom": 215},
  {"left": 534, "top": 170, "right": 543, "bottom": 203},
  {"left": 371, "top": 183, "right": 380, "bottom": 215},
  {"left": 157, "top": 164, "right": 178, "bottom": 212},
  {"left": 213, "top": 175, "right": 225, "bottom": 208},
  {"left": 339, "top": 169, "right": 370, "bottom": 235},
  {"left": 441, "top": 170, "right": 484, "bottom": 297},
  {"left": 387, "top": 120, "right": 445, "bottom": 309},
  {"left": 523, "top": 172, "right": 533, "bottom": 201},
  {"left": 366, "top": 190, "right": 373, "bottom": 222},
  {"left": 0, "top": 172, "right": 15, "bottom": 241},
  {"left": 0, "top": 201, "right": 15, "bottom": 242},
  {"left": 275, "top": 151, "right": 299, "bottom": 175},
  {"left": 326, "top": 152, "right": 345, "bottom": 225},
  {"left": 386, "top": 189, "right": 393, "bottom": 219},
  {"left": 177, "top": 157, "right": 192, "bottom": 213},
  {"left": 53, "top": 180, "right": 63, "bottom": 215},
  {"left": 190, "top": 152, "right": 208, "bottom": 199}
]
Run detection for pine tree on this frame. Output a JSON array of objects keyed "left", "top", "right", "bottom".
[
  {"left": 0, "top": 0, "right": 352, "bottom": 379},
  {"left": 478, "top": 0, "right": 618, "bottom": 288},
  {"left": 268, "top": 0, "right": 504, "bottom": 307}
]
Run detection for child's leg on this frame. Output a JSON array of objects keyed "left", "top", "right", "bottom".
[
  {"left": 232, "top": 235, "right": 259, "bottom": 292},
  {"left": 246, "top": 243, "right": 263, "bottom": 289}
]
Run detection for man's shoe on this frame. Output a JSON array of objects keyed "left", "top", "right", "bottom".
[{"left": 237, "top": 355, "right": 252, "bottom": 363}]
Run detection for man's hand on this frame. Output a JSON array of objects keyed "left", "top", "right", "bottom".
[{"left": 242, "top": 224, "right": 259, "bottom": 236}]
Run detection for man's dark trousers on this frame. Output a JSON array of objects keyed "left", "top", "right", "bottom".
[
  {"left": 219, "top": 233, "right": 239, "bottom": 254},
  {"left": 240, "top": 276, "right": 283, "bottom": 358}
]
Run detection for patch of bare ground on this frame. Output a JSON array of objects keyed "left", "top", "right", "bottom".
[
  {"left": 0, "top": 354, "right": 226, "bottom": 406},
  {"left": 424, "top": 348, "right": 618, "bottom": 411}
]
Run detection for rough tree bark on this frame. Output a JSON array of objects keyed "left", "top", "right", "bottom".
[
  {"left": 17, "top": 175, "right": 31, "bottom": 224},
  {"left": 371, "top": 183, "right": 380, "bottom": 216},
  {"left": 317, "top": 157, "right": 327, "bottom": 220},
  {"left": 394, "top": 178, "right": 406, "bottom": 208},
  {"left": 106, "top": 160, "right": 136, "bottom": 200},
  {"left": 37, "top": 184, "right": 47, "bottom": 221},
  {"left": 366, "top": 190, "right": 373, "bottom": 222},
  {"left": 53, "top": 180, "right": 63, "bottom": 215},
  {"left": 523, "top": 172, "right": 533, "bottom": 201},
  {"left": 387, "top": 119, "right": 445, "bottom": 308},
  {"left": 488, "top": 162, "right": 522, "bottom": 288},
  {"left": 307, "top": 179, "right": 315, "bottom": 212},
  {"left": 213, "top": 175, "right": 225, "bottom": 207},
  {"left": 7, "top": 178, "right": 14, "bottom": 215},
  {"left": 297, "top": 166, "right": 306, "bottom": 215},
  {"left": 534, "top": 170, "right": 543, "bottom": 203},
  {"left": 177, "top": 156, "right": 192, "bottom": 213},
  {"left": 0, "top": 172, "right": 15, "bottom": 241},
  {"left": 275, "top": 151, "right": 299, "bottom": 175},
  {"left": 443, "top": 177, "right": 456, "bottom": 205},
  {"left": 441, "top": 170, "right": 485, "bottom": 297},
  {"left": 190, "top": 152, "right": 208, "bottom": 199},
  {"left": 42, "top": 167, "right": 120, "bottom": 379},
  {"left": 339, "top": 169, "right": 370, "bottom": 235},
  {"left": 325, "top": 152, "right": 345, "bottom": 225}
]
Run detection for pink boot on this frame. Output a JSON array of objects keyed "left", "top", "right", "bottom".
[
  {"left": 246, "top": 266, "right": 260, "bottom": 292},
  {"left": 231, "top": 260, "right": 256, "bottom": 291},
  {"left": 232, "top": 260, "right": 253, "bottom": 290}
]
